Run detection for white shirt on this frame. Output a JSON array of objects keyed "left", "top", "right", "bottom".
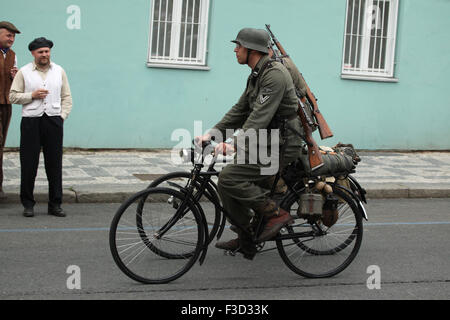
[
  {"left": 9, "top": 61, "right": 72, "bottom": 119},
  {"left": 21, "top": 62, "right": 63, "bottom": 117}
]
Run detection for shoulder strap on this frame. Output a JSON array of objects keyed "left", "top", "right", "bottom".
[{"left": 251, "top": 58, "right": 275, "bottom": 90}]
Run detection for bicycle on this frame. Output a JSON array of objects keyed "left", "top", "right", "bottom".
[{"left": 109, "top": 142, "right": 367, "bottom": 284}]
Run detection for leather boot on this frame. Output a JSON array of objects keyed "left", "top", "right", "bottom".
[
  {"left": 214, "top": 224, "right": 241, "bottom": 250},
  {"left": 215, "top": 238, "right": 239, "bottom": 251},
  {"left": 257, "top": 208, "right": 294, "bottom": 242},
  {"left": 215, "top": 226, "right": 257, "bottom": 260}
]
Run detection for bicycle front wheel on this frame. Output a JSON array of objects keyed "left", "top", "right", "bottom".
[
  {"left": 109, "top": 187, "right": 205, "bottom": 284},
  {"left": 143, "top": 171, "right": 222, "bottom": 245},
  {"left": 276, "top": 187, "right": 363, "bottom": 278}
]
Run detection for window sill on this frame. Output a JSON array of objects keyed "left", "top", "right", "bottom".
[
  {"left": 147, "top": 62, "right": 210, "bottom": 71},
  {"left": 341, "top": 74, "right": 398, "bottom": 83}
]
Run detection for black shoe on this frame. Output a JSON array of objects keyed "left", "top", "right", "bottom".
[
  {"left": 48, "top": 206, "right": 66, "bottom": 217},
  {"left": 23, "top": 207, "right": 34, "bottom": 217},
  {"left": 0, "top": 190, "right": 7, "bottom": 200}
]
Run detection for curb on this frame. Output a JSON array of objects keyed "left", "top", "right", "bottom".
[{"left": 365, "top": 188, "right": 450, "bottom": 199}]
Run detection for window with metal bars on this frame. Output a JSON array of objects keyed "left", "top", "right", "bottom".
[
  {"left": 147, "top": 0, "right": 210, "bottom": 69},
  {"left": 341, "top": 0, "right": 399, "bottom": 81}
]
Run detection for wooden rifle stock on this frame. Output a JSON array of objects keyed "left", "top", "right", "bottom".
[
  {"left": 303, "top": 89, "right": 333, "bottom": 140},
  {"left": 266, "top": 24, "right": 333, "bottom": 140},
  {"left": 297, "top": 99, "right": 324, "bottom": 171}
]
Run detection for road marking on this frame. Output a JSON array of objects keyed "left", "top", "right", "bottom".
[
  {"left": 0, "top": 227, "right": 110, "bottom": 233},
  {"left": 0, "top": 221, "right": 449, "bottom": 233},
  {"left": 364, "top": 221, "right": 450, "bottom": 226}
]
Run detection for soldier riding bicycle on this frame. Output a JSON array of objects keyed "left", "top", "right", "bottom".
[{"left": 196, "top": 27, "right": 307, "bottom": 260}]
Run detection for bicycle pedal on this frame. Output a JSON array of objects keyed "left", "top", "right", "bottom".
[{"left": 224, "top": 250, "right": 236, "bottom": 257}]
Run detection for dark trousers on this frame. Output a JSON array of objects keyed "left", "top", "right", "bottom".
[
  {"left": 20, "top": 114, "right": 64, "bottom": 208},
  {"left": 0, "top": 104, "right": 12, "bottom": 191}
]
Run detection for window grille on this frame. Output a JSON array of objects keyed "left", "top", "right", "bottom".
[
  {"left": 342, "top": 0, "right": 399, "bottom": 80},
  {"left": 148, "top": 0, "right": 210, "bottom": 69}
]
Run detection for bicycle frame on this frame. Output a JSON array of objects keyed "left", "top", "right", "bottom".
[
  {"left": 110, "top": 143, "right": 366, "bottom": 283},
  {"left": 152, "top": 144, "right": 366, "bottom": 264}
]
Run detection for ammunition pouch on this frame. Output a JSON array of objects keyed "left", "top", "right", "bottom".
[{"left": 321, "top": 194, "right": 339, "bottom": 227}]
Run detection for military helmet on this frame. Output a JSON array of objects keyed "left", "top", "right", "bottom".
[{"left": 231, "top": 28, "right": 270, "bottom": 54}]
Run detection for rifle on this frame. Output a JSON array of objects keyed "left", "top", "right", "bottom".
[
  {"left": 297, "top": 97, "right": 324, "bottom": 171},
  {"left": 265, "top": 25, "right": 324, "bottom": 171},
  {"left": 265, "top": 24, "right": 333, "bottom": 140}
]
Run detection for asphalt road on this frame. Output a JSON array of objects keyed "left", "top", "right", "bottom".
[{"left": 0, "top": 198, "right": 449, "bottom": 301}]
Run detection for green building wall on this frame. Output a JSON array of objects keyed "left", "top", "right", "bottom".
[{"left": 3, "top": 0, "right": 450, "bottom": 150}]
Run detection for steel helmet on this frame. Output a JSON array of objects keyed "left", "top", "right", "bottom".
[{"left": 231, "top": 28, "right": 270, "bottom": 54}]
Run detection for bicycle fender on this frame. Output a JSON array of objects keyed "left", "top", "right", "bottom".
[
  {"left": 147, "top": 171, "right": 191, "bottom": 189},
  {"left": 194, "top": 179, "right": 225, "bottom": 241},
  {"left": 216, "top": 210, "right": 228, "bottom": 240},
  {"left": 333, "top": 183, "right": 369, "bottom": 221},
  {"left": 167, "top": 181, "right": 185, "bottom": 189},
  {"left": 209, "top": 179, "right": 219, "bottom": 193},
  {"left": 348, "top": 174, "right": 367, "bottom": 204},
  {"left": 186, "top": 195, "right": 210, "bottom": 266},
  {"left": 192, "top": 180, "right": 224, "bottom": 244},
  {"left": 164, "top": 185, "right": 209, "bottom": 266}
]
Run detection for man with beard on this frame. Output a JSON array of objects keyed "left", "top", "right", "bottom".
[{"left": 9, "top": 37, "right": 73, "bottom": 217}]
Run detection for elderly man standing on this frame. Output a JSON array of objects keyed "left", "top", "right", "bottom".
[
  {"left": 0, "top": 21, "right": 20, "bottom": 200},
  {"left": 10, "top": 37, "right": 73, "bottom": 217}
]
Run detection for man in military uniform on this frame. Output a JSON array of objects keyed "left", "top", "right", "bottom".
[{"left": 196, "top": 28, "right": 304, "bottom": 259}]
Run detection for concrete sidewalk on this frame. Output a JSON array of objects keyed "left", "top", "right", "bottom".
[{"left": 1, "top": 149, "right": 449, "bottom": 203}]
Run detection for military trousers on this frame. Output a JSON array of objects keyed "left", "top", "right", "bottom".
[
  {"left": 217, "top": 163, "right": 274, "bottom": 228},
  {"left": 0, "top": 104, "right": 12, "bottom": 191},
  {"left": 20, "top": 114, "right": 64, "bottom": 209}
]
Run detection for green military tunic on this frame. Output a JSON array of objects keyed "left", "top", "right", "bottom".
[{"left": 212, "top": 54, "right": 304, "bottom": 227}]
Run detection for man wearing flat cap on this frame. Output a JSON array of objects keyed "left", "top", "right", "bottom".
[
  {"left": 10, "top": 37, "right": 73, "bottom": 217},
  {"left": 0, "top": 21, "right": 20, "bottom": 200}
]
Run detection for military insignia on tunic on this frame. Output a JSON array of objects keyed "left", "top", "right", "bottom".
[{"left": 259, "top": 87, "right": 272, "bottom": 104}]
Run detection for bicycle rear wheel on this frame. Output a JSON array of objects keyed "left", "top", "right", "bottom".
[
  {"left": 276, "top": 187, "right": 363, "bottom": 278},
  {"left": 109, "top": 187, "right": 205, "bottom": 284}
]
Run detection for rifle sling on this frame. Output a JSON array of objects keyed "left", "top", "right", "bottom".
[
  {"left": 285, "top": 122, "right": 310, "bottom": 147},
  {"left": 251, "top": 58, "right": 274, "bottom": 86}
]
